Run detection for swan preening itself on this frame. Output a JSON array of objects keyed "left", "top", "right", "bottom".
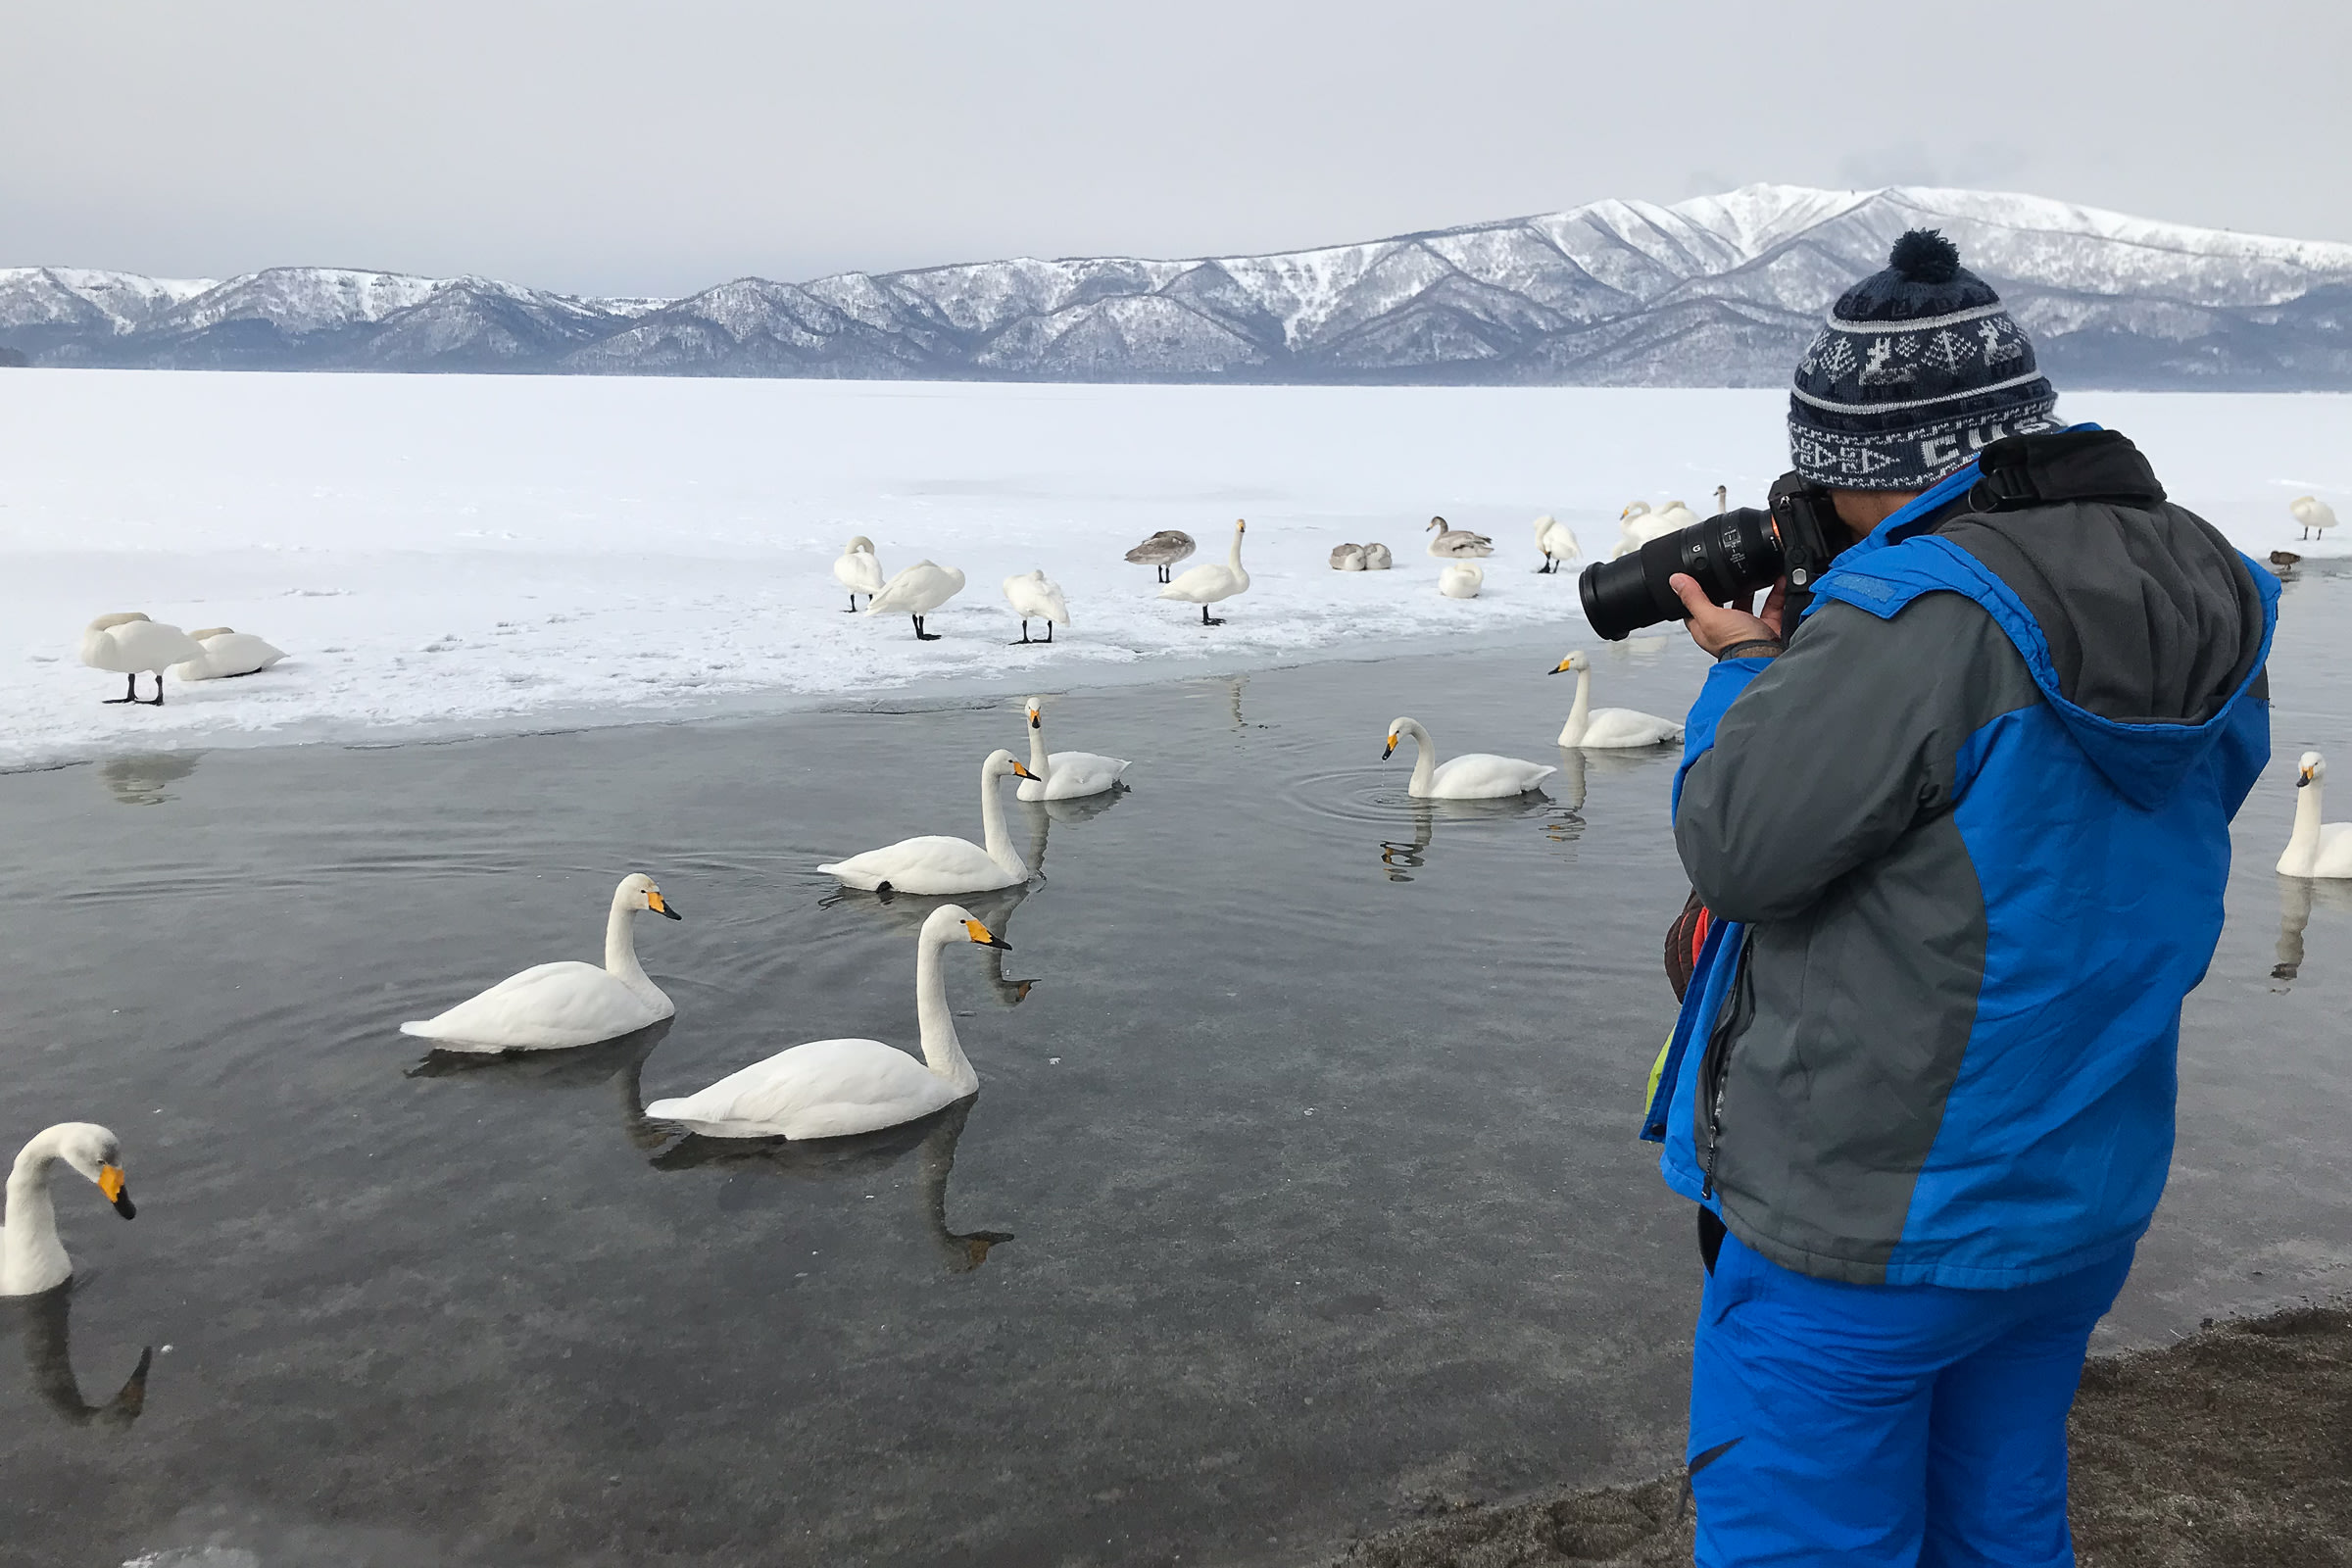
[
  {"left": 1533, "top": 515, "right": 1580, "bottom": 573},
  {"left": 819, "top": 750, "right": 1041, "bottom": 895},
  {"left": 1425, "top": 516, "right": 1494, "bottom": 559},
  {"left": 645, "top": 906, "right": 1006, "bottom": 1140},
  {"left": 80, "top": 614, "right": 202, "bottom": 706},
  {"left": 1613, "top": 502, "right": 1697, "bottom": 559},
  {"left": 1160, "top": 518, "right": 1250, "bottom": 625},
  {"left": 1551, "top": 652, "right": 1687, "bottom": 749},
  {"left": 1331, "top": 544, "right": 1367, "bottom": 571},
  {"left": 400, "top": 874, "right": 682, "bottom": 1051},
  {"left": 4, "top": 1124, "right": 135, "bottom": 1298},
  {"left": 2278, "top": 751, "right": 2352, "bottom": 878},
  {"left": 171, "top": 627, "right": 286, "bottom": 682},
  {"left": 864, "top": 560, "right": 966, "bottom": 640},
  {"left": 1438, "top": 562, "right": 1485, "bottom": 599},
  {"left": 1125, "top": 529, "right": 1197, "bottom": 583},
  {"left": 834, "top": 537, "right": 886, "bottom": 612},
  {"left": 1016, "top": 696, "right": 1129, "bottom": 802},
  {"left": 1382, "top": 716, "right": 1555, "bottom": 800},
  {"left": 2290, "top": 496, "right": 2338, "bottom": 542},
  {"left": 1002, "top": 569, "right": 1069, "bottom": 645}
]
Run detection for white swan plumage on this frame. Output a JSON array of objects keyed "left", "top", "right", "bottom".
[
  {"left": 820, "top": 749, "right": 1040, "bottom": 894},
  {"left": 1438, "top": 562, "right": 1485, "bottom": 599},
  {"left": 2279, "top": 751, "right": 2352, "bottom": 877},
  {"left": 4, "top": 1123, "right": 135, "bottom": 1298},
  {"left": 1534, "top": 515, "right": 1581, "bottom": 573},
  {"left": 171, "top": 628, "right": 287, "bottom": 681},
  {"left": 833, "top": 536, "right": 886, "bottom": 611},
  {"left": 2290, "top": 496, "right": 2338, "bottom": 542},
  {"left": 80, "top": 613, "right": 203, "bottom": 706},
  {"left": 1331, "top": 543, "right": 1367, "bottom": 571},
  {"left": 644, "top": 906, "right": 1006, "bottom": 1140},
  {"left": 1160, "top": 518, "right": 1250, "bottom": 624},
  {"left": 1425, "top": 516, "right": 1494, "bottom": 559},
  {"left": 864, "top": 560, "right": 966, "bottom": 640},
  {"left": 1551, "top": 651, "right": 1686, "bottom": 748},
  {"left": 1612, "top": 501, "right": 1697, "bottom": 559},
  {"left": 1002, "top": 568, "right": 1069, "bottom": 644},
  {"left": 1382, "top": 715, "right": 1555, "bottom": 800},
  {"left": 1015, "top": 695, "right": 1129, "bottom": 801},
  {"left": 400, "top": 873, "right": 683, "bottom": 1051}
]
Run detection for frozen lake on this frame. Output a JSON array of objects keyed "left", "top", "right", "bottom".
[{"left": 8, "top": 580, "right": 2352, "bottom": 1566}]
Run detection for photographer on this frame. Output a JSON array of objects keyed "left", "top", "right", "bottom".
[{"left": 1641, "top": 233, "right": 2276, "bottom": 1564}]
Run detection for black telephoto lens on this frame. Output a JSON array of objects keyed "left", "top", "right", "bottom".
[{"left": 1577, "top": 507, "right": 1785, "bottom": 640}]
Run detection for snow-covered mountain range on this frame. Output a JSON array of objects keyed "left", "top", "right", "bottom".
[{"left": 8, "top": 185, "right": 2350, "bottom": 387}]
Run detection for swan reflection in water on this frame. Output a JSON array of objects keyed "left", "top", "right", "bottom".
[
  {"left": 1379, "top": 763, "right": 1583, "bottom": 880},
  {"left": 9, "top": 1286, "right": 152, "bottom": 1427},
  {"left": 408, "top": 1018, "right": 676, "bottom": 1151},
  {"left": 647, "top": 1099, "right": 1013, "bottom": 1273},
  {"left": 2271, "top": 875, "right": 2352, "bottom": 988},
  {"left": 98, "top": 752, "right": 201, "bottom": 807}
]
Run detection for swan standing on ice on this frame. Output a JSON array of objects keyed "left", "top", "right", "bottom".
[
  {"left": 1125, "top": 529, "right": 1197, "bottom": 583},
  {"left": 819, "top": 750, "right": 1041, "bottom": 895},
  {"left": 1160, "top": 518, "right": 1250, "bottom": 625},
  {"left": 645, "top": 905, "right": 1007, "bottom": 1140},
  {"left": 1550, "top": 651, "right": 1686, "bottom": 748},
  {"left": 4, "top": 1124, "right": 135, "bottom": 1298},
  {"left": 1438, "top": 562, "right": 1485, "bottom": 599},
  {"left": 171, "top": 628, "right": 286, "bottom": 681},
  {"left": 1382, "top": 716, "right": 1555, "bottom": 799},
  {"left": 833, "top": 537, "right": 886, "bottom": 612},
  {"left": 1331, "top": 544, "right": 1367, "bottom": 571},
  {"left": 864, "top": 560, "right": 967, "bottom": 641},
  {"left": 2290, "top": 496, "right": 2337, "bottom": 543},
  {"left": 2278, "top": 752, "right": 2352, "bottom": 877},
  {"left": 401, "top": 873, "right": 683, "bottom": 1051},
  {"left": 1016, "top": 695, "right": 1129, "bottom": 801},
  {"left": 1002, "top": 569, "right": 1069, "bottom": 645},
  {"left": 1533, "top": 515, "right": 1580, "bottom": 573},
  {"left": 1425, "top": 516, "right": 1494, "bottom": 559},
  {"left": 1360, "top": 542, "right": 1393, "bottom": 570},
  {"left": 80, "top": 614, "right": 203, "bottom": 707}
]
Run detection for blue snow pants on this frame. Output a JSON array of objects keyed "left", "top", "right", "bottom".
[{"left": 1688, "top": 1228, "right": 2135, "bottom": 1567}]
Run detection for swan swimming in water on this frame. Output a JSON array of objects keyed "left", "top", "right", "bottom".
[
  {"left": 171, "top": 627, "right": 287, "bottom": 681},
  {"left": 2278, "top": 752, "right": 2352, "bottom": 878},
  {"left": 1533, "top": 515, "right": 1580, "bottom": 573},
  {"left": 864, "top": 560, "right": 967, "bottom": 640},
  {"left": 1016, "top": 696, "right": 1129, "bottom": 801},
  {"left": 833, "top": 537, "right": 886, "bottom": 612},
  {"left": 1160, "top": 518, "right": 1250, "bottom": 625},
  {"left": 1002, "top": 569, "right": 1069, "bottom": 645},
  {"left": 1425, "top": 516, "right": 1494, "bottom": 559},
  {"left": 4, "top": 1124, "right": 135, "bottom": 1298},
  {"left": 820, "top": 750, "right": 1041, "bottom": 895},
  {"left": 400, "top": 873, "right": 683, "bottom": 1051},
  {"left": 80, "top": 614, "right": 203, "bottom": 707},
  {"left": 1382, "top": 716, "right": 1555, "bottom": 800},
  {"left": 1550, "top": 651, "right": 1687, "bottom": 748},
  {"left": 644, "top": 905, "right": 1007, "bottom": 1140},
  {"left": 1124, "top": 529, "right": 1197, "bottom": 582}
]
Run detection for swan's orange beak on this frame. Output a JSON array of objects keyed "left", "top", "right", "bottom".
[
  {"left": 2300, "top": 766, "right": 2315, "bottom": 787},
  {"left": 1550, "top": 658, "right": 1574, "bottom": 674},
  {"left": 99, "top": 1163, "right": 134, "bottom": 1219},
  {"left": 647, "top": 889, "right": 682, "bottom": 920},
  {"left": 1382, "top": 734, "right": 1398, "bottom": 760},
  {"left": 964, "top": 918, "right": 1010, "bottom": 951},
  {"left": 1028, "top": 710, "right": 1041, "bottom": 729},
  {"left": 1011, "top": 760, "right": 1039, "bottom": 780}
]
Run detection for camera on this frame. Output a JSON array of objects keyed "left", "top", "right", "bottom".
[{"left": 1578, "top": 472, "right": 1845, "bottom": 641}]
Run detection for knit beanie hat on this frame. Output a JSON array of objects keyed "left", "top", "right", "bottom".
[{"left": 1788, "top": 230, "right": 2060, "bottom": 491}]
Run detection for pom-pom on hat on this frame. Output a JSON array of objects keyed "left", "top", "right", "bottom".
[{"left": 1788, "top": 228, "right": 2060, "bottom": 492}]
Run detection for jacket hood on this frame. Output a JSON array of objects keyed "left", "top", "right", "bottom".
[{"left": 1817, "top": 430, "right": 2278, "bottom": 809}]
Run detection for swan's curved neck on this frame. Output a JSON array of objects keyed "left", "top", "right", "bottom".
[
  {"left": 1401, "top": 719, "right": 1438, "bottom": 795},
  {"left": 5, "top": 1134, "right": 73, "bottom": 1296},
  {"left": 979, "top": 763, "right": 1028, "bottom": 878},
  {"left": 1025, "top": 719, "right": 1051, "bottom": 781},
  {"left": 1229, "top": 528, "right": 1246, "bottom": 570},
  {"left": 604, "top": 891, "right": 650, "bottom": 990},
  {"left": 2291, "top": 776, "right": 2325, "bottom": 855},
  {"left": 914, "top": 937, "right": 980, "bottom": 1096},
  {"left": 1564, "top": 667, "right": 1592, "bottom": 743}
]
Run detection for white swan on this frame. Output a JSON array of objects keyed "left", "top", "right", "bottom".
[
  {"left": 820, "top": 749, "right": 1040, "bottom": 895},
  {"left": 833, "top": 536, "right": 886, "bottom": 612},
  {"left": 400, "top": 873, "right": 683, "bottom": 1051},
  {"left": 1002, "top": 569, "right": 1069, "bottom": 645},
  {"left": 1550, "top": 651, "right": 1687, "bottom": 748},
  {"left": 2290, "top": 496, "right": 2338, "bottom": 543},
  {"left": 80, "top": 613, "right": 203, "bottom": 707},
  {"left": 2278, "top": 752, "right": 2352, "bottom": 877},
  {"left": 1612, "top": 501, "right": 1697, "bottom": 560},
  {"left": 4, "top": 1124, "right": 134, "bottom": 1298},
  {"left": 864, "top": 560, "right": 967, "bottom": 640},
  {"left": 1361, "top": 542, "right": 1393, "bottom": 570},
  {"left": 1160, "top": 518, "right": 1250, "bottom": 625},
  {"left": 1438, "top": 562, "right": 1485, "bottom": 599},
  {"left": 645, "top": 905, "right": 1005, "bottom": 1140},
  {"left": 1331, "top": 543, "right": 1367, "bottom": 571},
  {"left": 1534, "top": 515, "right": 1581, "bottom": 574},
  {"left": 170, "top": 627, "right": 286, "bottom": 682},
  {"left": 1382, "top": 715, "right": 1555, "bottom": 800},
  {"left": 1125, "top": 529, "right": 1197, "bottom": 583},
  {"left": 1015, "top": 695, "right": 1129, "bottom": 801},
  {"left": 1425, "top": 516, "right": 1494, "bottom": 559}
]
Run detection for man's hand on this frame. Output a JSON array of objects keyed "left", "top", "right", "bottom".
[{"left": 1671, "top": 574, "right": 1788, "bottom": 658}]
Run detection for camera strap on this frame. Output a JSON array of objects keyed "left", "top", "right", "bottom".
[{"left": 1969, "top": 430, "right": 2166, "bottom": 514}]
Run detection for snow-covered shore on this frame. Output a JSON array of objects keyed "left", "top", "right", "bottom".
[{"left": 3, "top": 372, "right": 2344, "bottom": 767}]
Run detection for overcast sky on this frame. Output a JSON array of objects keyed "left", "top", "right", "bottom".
[{"left": 7, "top": 0, "right": 2345, "bottom": 297}]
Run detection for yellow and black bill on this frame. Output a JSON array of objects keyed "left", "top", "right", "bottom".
[
  {"left": 99, "top": 1163, "right": 135, "bottom": 1219},
  {"left": 1011, "top": 760, "right": 1040, "bottom": 780},
  {"left": 647, "top": 889, "right": 683, "bottom": 920},
  {"left": 1382, "top": 734, "right": 1398, "bottom": 760},
  {"left": 963, "top": 918, "right": 1011, "bottom": 951}
]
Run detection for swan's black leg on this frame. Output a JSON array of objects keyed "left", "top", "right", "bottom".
[
  {"left": 845, "top": 591, "right": 858, "bottom": 612},
  {"left": 913, "top": 614, "right": 941, "bottom": 642},
  {"left": 144, "top": 674, "right": 165, "bottom": 707},
  {"left": 104, "top": 674, "right": 137, "bottom": 705},
  {"left": 1044, "top": 622, "right": 1054, "bottom": 643},
  {"left": 1009, "top": 619, "right": 1032, "bottom": 646},
  {"left": 1200, "top": 605, "right": 1224, "bottom": 626}
]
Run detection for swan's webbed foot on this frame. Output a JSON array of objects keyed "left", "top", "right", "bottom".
[
  {"left": 1010, "top": 621, "right": 1034, "bottom": 645},
  {"left": 1200, "top": 608, "right": 1225, "bottom": 626},
  {"left": 103, "top": 674, "right": 139, "bottom": 704},
  {"left": 912, "top": 615, "right": 941, "bottom": 641}
]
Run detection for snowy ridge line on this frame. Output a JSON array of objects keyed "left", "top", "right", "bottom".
[{"left": 5, "top": 183, "right": 2352, "bottom": 386}]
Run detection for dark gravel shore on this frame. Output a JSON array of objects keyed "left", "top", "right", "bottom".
[{"left": 1318, "top": 1301, "right": 2352, "bottom": 1567}]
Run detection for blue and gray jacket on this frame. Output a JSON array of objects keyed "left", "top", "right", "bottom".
[{"left": 1642, "top": 429, "right": 2277, "bottom": 1289}]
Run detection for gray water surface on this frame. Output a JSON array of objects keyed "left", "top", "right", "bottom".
[{"left": 4, "top": 605, "right": 2351, "bottom": 1568}]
